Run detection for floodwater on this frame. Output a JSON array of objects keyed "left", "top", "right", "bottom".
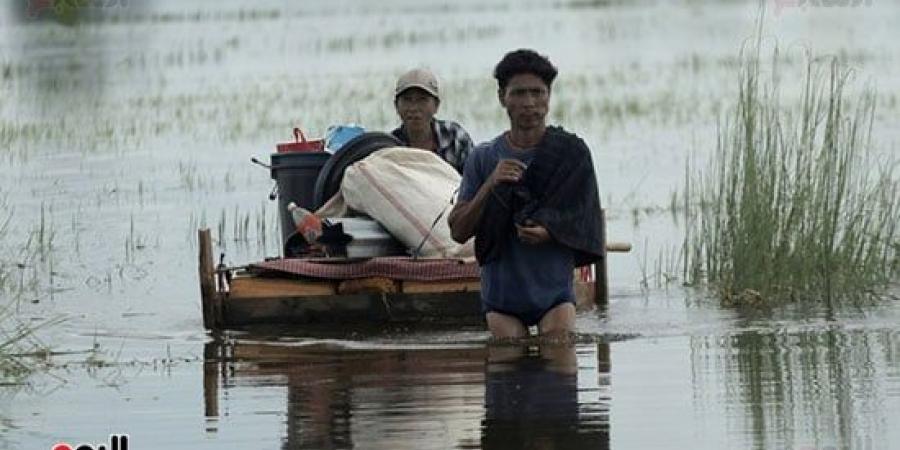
[{"left": 1, "top": 0, "right": 899, "bottom": 449}]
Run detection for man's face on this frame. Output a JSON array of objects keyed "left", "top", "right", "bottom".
[
  {"left": 395, "top": 88, "right": 439, "bottom": 129},
  {"left": 499, "top": 73, "right": 550, "bottom": 131}
]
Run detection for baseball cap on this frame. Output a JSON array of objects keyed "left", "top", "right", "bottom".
[{"left": 395, "top": 68, "right": 440, "bottom": 100}]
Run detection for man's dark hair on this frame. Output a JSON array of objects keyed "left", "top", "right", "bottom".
[{"left": 493, "top": 49, "right": 558, "bottom": 92}]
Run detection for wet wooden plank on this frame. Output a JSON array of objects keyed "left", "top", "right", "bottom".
[
  {"left": 225, "top": 294, "right": 374, "bottom": 324},
  {"left": 221, "top": 276, "right": 602, "bottom": 326},
  {"left": 229, "top": 276, "right": 337, "bottom": 299},
  {"left": 606, "top": 242, "right": 632, "bottom": 252},
  {"left": 595, "top": 209, "right": 609, "bottom": 307},
  {"left": 198, "top": 228, "right": 223, "bottom": 329},
  {"left": 401, "top": 279, "right": 480, "bottom": 294},
  {"left": 337, "top": 277, "right": 398, "bottom": 294},
  {"left": 223, "top": 292, "right": 483, "bottom": 326}
]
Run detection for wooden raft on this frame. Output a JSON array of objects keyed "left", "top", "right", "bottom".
[{"left": 198, "top": 209, "right": 629, "bottom": 330}]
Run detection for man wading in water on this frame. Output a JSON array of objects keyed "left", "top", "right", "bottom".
[{"left": 448, "top": 49, "right": 605, "bottom": 339}]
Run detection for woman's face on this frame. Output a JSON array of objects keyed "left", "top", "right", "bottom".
[{"left": 395, "top": 88, "right": 439, "bottom": 130}]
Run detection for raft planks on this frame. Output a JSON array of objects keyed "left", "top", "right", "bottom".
[{"left": 229, "top": 277, "right": 337, "bottom": 298}]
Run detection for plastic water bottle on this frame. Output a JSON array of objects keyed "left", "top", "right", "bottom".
[{"left": 287, "top": 202, "right": 322, "bottom": 243}]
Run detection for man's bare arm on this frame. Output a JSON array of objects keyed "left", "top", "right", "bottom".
[
  {"left": 448, "top": 190, "right": 488, "bottom": 244},
  {"left": 448, "top": 158, "right": 527, "bottom": 243}
]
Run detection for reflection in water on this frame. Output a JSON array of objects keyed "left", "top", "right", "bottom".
[
  {"left": 482, "top": 344, "right": 609, "bottom": 450},
  {"left": 691, "top": 326, "right": 900, "bottom": 449},
  {"left": 203, "top": 340, "right": 610, "bottom": 450}
]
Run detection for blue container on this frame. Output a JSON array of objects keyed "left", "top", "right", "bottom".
[{"left": 324, "top": 124, "right": 366, "bottom": 153}]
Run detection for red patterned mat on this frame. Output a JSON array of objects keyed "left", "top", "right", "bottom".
[{"left": 251, "top": 257, "right": 480, "bottom": 281}]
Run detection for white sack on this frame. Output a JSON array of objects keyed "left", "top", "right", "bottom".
[{"left": 340, "top": 147, "right": 474, "bottom": 258}]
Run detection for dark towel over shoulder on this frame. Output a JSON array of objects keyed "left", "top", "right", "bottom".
[{"left": 475, "top": 126, "right": 605, "bottom": 267}]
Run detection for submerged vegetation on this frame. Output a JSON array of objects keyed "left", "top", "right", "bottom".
[
  {"left": 0, "top": 193, "right": 47, "bottom": 384},
  {"left": 685, "top": 44, "right": 900, "bottom": 304}
]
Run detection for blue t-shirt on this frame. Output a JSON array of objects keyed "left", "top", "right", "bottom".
[{"left": 458, "top": 134, "right": 575, "bottom": 325}]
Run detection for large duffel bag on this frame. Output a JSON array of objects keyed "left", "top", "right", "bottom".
[{"left": 332, "top": 147, "right": 474, "bottom": 259}]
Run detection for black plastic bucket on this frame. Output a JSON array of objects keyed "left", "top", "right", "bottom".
[{"left": 270, "top": 151, "right": 331, "bottom": 247}]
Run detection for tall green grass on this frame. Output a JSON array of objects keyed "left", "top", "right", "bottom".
[{"left": 685, "top": 46, "right": 899, "bottom": 304}]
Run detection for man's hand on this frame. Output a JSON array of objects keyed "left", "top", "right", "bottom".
[
  {"left": 516, "top": 220, "right": 551, "bottom": 245},
  {"left": 449, "top": 158, "right": 528, "bottom": 244},
  {"left": 488, "top": 158, "right": 527, "bottom": 187}
]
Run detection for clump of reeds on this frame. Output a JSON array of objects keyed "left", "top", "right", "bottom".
[
  {"left": 685, "top": 44, "right": 899, "bottom": 304},
  {"left": 0, "top": 196, "right": 38, "bottom": 383},
  {"left": 0, "top": 307, "right": 48, "bottom": 384},
  {"left": 0, "top": 191, "right": 64, "bottom": 383},
  {"left": 0, "top": 193, "right": 12, "bottom": 294}
]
